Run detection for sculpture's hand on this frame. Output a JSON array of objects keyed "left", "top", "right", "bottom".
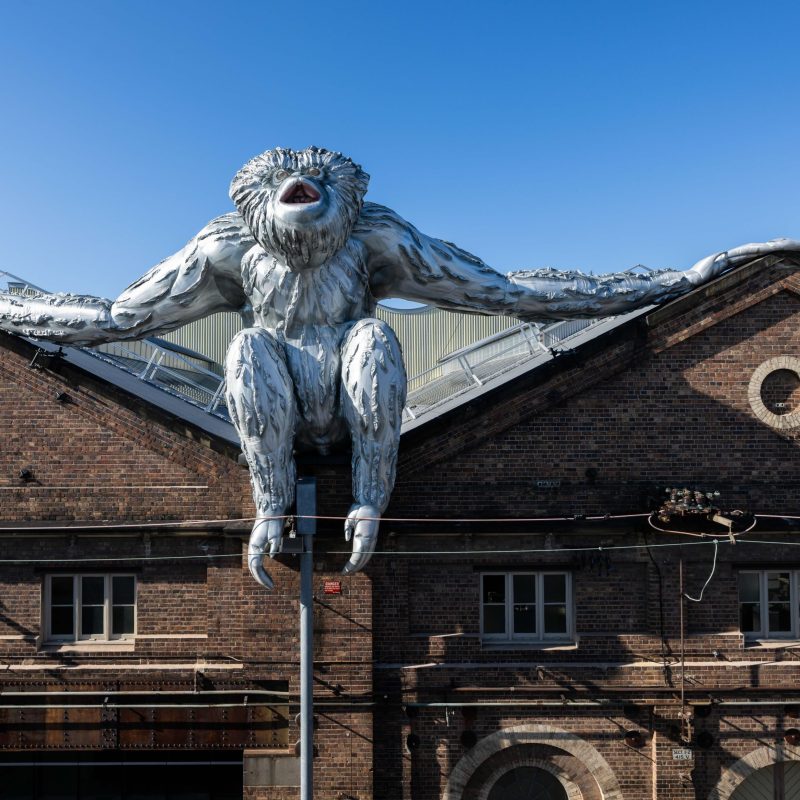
[
  {"left": 358, "top": 202, "right": 800, "bottom": 322},
  {"left": 0, "top": 289, "right": 115, "bottom": 345},
  {"left": 342, "top": 504, "right": 380, "bottom": 575},
  {"left": 247, "top": 516, "right": 286, "bottom": 590},
  {"left": 0, "top": 213, "right": 252, "bottom": 346},
  {"left": 686, "top": 238, "right": 800, "bottom": 285}
]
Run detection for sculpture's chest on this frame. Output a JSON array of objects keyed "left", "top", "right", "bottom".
[{"left": 241, "top": 240, "right": 374, "bottom": 334}]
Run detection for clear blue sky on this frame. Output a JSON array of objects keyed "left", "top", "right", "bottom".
[{"left": 1, "top": 0, "right": 798, "bottom": 300}]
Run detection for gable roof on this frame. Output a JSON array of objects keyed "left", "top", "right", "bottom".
[
  {"left": 397, "top": 251, "right": 800, "bottom": 476},
  {"left": 5, "top": 251, "right": 799, "bottom": 461}
]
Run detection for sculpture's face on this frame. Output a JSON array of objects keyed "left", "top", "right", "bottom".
[{"left": 230, "top": 146, "right": 369, "bottom": 271}]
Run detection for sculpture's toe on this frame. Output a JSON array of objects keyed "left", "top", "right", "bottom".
[
  {"left": 247, "top": 516, "right": 285, "bottom": 589},
  {"left": 342, "top": 505, "right": 380, "bottom": 575}
]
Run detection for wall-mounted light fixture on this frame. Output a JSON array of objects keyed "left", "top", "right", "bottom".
[
  {"left": 624, "top": 730, "right": 645, "bottom": 748},
  {"left": 460, "top": 730, "right": 477, "bottom": 748},
  {"left": 784, "top": 728, "right": 800, "bottom": 746}
]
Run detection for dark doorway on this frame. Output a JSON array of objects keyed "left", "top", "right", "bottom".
[
  {"left": 486, "top": 765, "right": 568, "bottom": 800},
  {"left": 0, "top": 752, "right": 243, "bottom": 800}
]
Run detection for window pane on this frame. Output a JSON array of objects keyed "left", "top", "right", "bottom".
[
  {"left": 512, "top": 574, "right": 535, "bottom": 603},
  {"left": 513, "top": 603, "right": 536, "bottom": 634},
  {"left": 768, "top": 602, "right": 792, "bottom": 633},
  {"left": 51, "top": 606, "right": 74, "bottom": 636},
  {"left": 113, "top": 575, "right": 135, "bottom": 605},
  {"left": 82, "top": 576, "right": 105, "bottom": 605},
  {"left": 113, "top": 606, "right": 135, "bottom": 635},
  {"left": 543, "top": 574, "right": 566, "bottom": 603},
  {"left": 82, "top": 605, "right": 104, "bottom": 636},
  {"left": 51, "top": 576, "right": 74, "bottom": 605},
  {"left": 544, "top": 604, "right": 568, "bottom": 633},
  {"left": 767, "top": 573, "right": 791, "bottom": 603},
  {"left": 483, "top": 575, "right": 505, "bottom": 604},
  {"left": 738, "top": 573, "right": 760, "bottom": 603},
  {"left": 483, "top": 605, "right": 506, "bottom": 634},
  {"left": 740, "top": 603, "right": 761, "bottom": 633},
  {"left": 111, "top": 575, "right": 136, "bottom": 606}
]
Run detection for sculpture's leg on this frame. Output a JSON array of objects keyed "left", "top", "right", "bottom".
[
  {"left": 340, "top": 318, "right": 406, "bottom": 574},
  {"left": 224, "top": 328, "right": 297, "bottom": 589}
]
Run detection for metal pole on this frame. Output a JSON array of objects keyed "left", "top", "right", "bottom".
[
  {"left": 296, "top": 477, "right": 316, "bottom": 800},
  {"left": 679, "top": 557, "right": 686, "bottom": 743}
]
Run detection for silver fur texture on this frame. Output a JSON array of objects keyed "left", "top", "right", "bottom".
[{"left": 1, "top": 145, "right": 798, "bottom": 587}]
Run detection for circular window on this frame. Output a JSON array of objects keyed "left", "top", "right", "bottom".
[
  {"left": 760, "top": 369, "right": 800, "bottom": 415},
  {"left": 749, "top": 357, "right": 800, "bottom": 430}
]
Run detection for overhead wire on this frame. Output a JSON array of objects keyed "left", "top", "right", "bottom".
[
  {"left": 6, "top": 508, "right": 795, "bottom": 531},
  {"left": 0, "top": 534, "right": 792, "bottom": 565},
  {"left": 0, "top": 511, "right": 653, "bottom": 531},
  {"left": 683, "top": 539, "right": 719, "bottom": 602}
]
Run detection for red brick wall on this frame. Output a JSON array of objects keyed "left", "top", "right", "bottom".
[
  {"left": 4, "top": 257, "right": 800, "bottom": 798},
  {"left": 0, "top": 332, "right": 374, "bottom": 799},
  {"left": 369, "top": 257, "right": 800, "bottom": 799}
]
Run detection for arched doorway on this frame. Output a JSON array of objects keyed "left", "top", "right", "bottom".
[
  {"left": 708, "top": 744, "right": 800, "bottom": 800},
  {"left": 442, "top": 724, "right": 622, "bottom": 800},
  {"left": 487, "top": 766, "right": 568, "bottom": 800},
  {"left": 730, "top": 761, "right": 800, "bottom": 800}
]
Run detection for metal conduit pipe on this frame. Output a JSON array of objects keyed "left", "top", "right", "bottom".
[
  {"left": 0, "top": 701, "right": 375, "bottom": 710},
  {"left": 0, "top": 689, "right": 289, "bottom": 697},
  {"left": 0, "top": 703, "right": 286, "bottom": 710},
  {"left": 410, "top": 685, "right": 800, "bottom": 695},
  {"left": 402, "top": 699, "right": 800, "bottom": 709},
  {"left": 710, "top": 700, "right": 800, "bottom": 707},
  {"left": 404, "top": 701, "right": 609, "bottom": 708}
]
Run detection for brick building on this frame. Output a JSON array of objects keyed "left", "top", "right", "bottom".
[{"left": 2, "top": 249, "right": 800, "bottom": 798}]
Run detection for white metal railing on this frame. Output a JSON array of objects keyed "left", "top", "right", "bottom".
[
  {"left": 1, "top": 271, "right": 230, "bottom": 420},
  {"left": 403, "top": 317, "right": 607, "bottom": 421},
  {"left": 3, "top": 269, "right": 611, "bottom": 428}
]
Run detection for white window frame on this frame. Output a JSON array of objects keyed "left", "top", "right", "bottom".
[
  {"left": 43, "top": 574, "right": 137, "bottom": 643},
  {"left": 738, "top": 569, "right": 799, "bottom": 640},
  {"left": 480, "top": 571, "right": 573, "bottom": 644}
]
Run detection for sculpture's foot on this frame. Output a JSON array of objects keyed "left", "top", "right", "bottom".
[
  {"left": 247, "top": 516, "right": 286, "bottom": 590},
  {"left": 342, "top": 504, "right": 380, "bottom": 575}
]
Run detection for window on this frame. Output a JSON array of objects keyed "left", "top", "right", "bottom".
[
  {"left": 481, "top": 572, "right": 573, "bottom": 643},
  {"left": 739, "top": 570, "right": 797, "bottom": 639},
  {"left": 44, "top": 574, "right": 136, "bottom": 643}
]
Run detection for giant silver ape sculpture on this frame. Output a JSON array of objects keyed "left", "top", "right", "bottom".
[{"left": 1, "top": 145, "right": 798, "bottom": 588}]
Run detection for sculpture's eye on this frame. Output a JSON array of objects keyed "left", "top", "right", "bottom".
[
  {"left": 306, "top": 167, "right": 321, "bottom": 177},
  {"left": 273, "top": 169, "right": 289, "bottom": 183}
]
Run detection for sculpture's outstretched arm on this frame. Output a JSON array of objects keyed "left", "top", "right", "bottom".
[
  {"left": 357, "top": 203, "right": 800, "bottom": 320},
  {"left": 0, "top": 213, "right": 254, "bottom": 346}
]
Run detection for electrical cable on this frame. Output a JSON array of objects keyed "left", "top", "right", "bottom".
[
  {"left": 0, "top": 510, "right": 796, "bottom": 531},
  {"left": 683, "top": 539, "right": 718, "bottom": 602},
  {"left": 0, "top": 535, "right": 771, "bottom": 565},
  {"left": 647, "top": 514, "right": 757, "bottom": 538},
  {"left": 0, "top": 511, "right": 653, "bottom": 533}
]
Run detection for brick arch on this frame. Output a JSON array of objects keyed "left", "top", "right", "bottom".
[
  {"left": 442, "top": 724, "right": 623, "bottom": 800},
  {"left": 708, "top": 743, "right": 800, "bottom": 800}
]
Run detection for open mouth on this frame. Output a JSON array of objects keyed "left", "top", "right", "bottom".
[{"left": 280, "top": 180, "right": 321, "bottom": 205}]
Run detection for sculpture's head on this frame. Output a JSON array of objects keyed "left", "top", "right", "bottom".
[{"left": 230, "top": 146, "right": 369, "bottom": 270}]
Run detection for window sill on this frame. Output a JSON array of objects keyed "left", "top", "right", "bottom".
[
  {"left": 481, "top": 640, "right": 577, "bottom": 652},
  {"left": 742, "top": 638, "right": 800, "bottom": 649},
  {"left": 39, "top": 640, "right": 135, "bottom": 654}
]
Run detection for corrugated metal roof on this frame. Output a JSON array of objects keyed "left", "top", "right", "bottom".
[{"left": 157, "top": 306, "right": 518, "bottom": 382}]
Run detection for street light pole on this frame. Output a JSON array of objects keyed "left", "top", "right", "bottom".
[{"left": 296, "top": 477, "right": 316, "bottom": 800}]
